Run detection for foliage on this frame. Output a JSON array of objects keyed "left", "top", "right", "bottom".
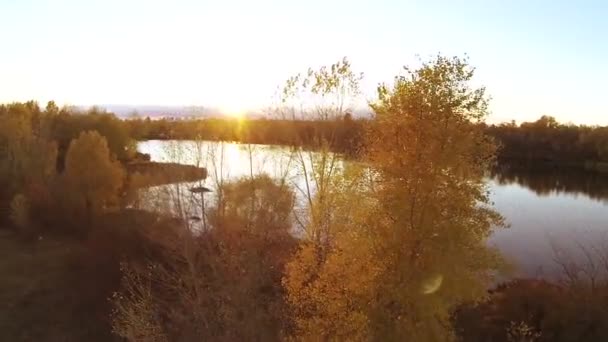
[
  {"left": 125, "top": 112, "right": 608, "bottom": 173},
  {"left": 111, "top": 264, "right": 167, "bottom": 342},
  {"left": 0, "top": 103, "right": 36, "bottom": 193},
  {"left": 283, "top": 164, "right": 380, "bottom": 340},
  {"left": 4, "top": 100, "right": 602, "bottom": 169},
  {"left": 487, "top": 115, "right": 608, "bottom": 165},
  {"left": 454, "top": 278, "right": 608, "bottom": 342},
  {"left": 359, "top": 55, "right": 505, "bottom": 340},
  {"left": 0, "top": 101, "right": 136, "bottom": 228},
  {"left": 283, "top": 55, "right": 506, "bottom": 341},
  {"left": 127, "top": 114, "right": 608, "bottom": 167},
  {"left": 281, "top": 57, "right": 363, "bottom": 120},
  {"left": 212, "top": 175, "right": 294, "bottom": 233},
  {"left": 63, "top": 131, "right": 125, "bottom": 225},
  {"left": 112, "top": 176, "right": 297, "bottom": 341}
]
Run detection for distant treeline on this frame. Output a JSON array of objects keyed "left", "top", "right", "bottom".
[
  {"left": 487, "top": 115, "right": 608, "bottom": 166},
  {"left": 126, "top": 113, "right": 366, "bottom": 155},
  {"left": 127, "top": 113, "right": 608, "bottom": 165},
  {"left": 0, "top": 101, "right": 134, "bottom": 167},
  {"left": 3, "top": 101, "right": 608, "bottom": 165}
]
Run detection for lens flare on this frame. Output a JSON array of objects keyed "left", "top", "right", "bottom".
[{"left": 421, "top": 274, "right": 443, "bottom": 294}]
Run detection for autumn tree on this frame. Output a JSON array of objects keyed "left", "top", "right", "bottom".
[
  {"left": 278, "top": 58, "right": 363, "bottom": 258},
  {"left": 280, "top": 58, "right": 378, "bottom": 340},
  {"left": 283, "top": 164, "right": 380, "bottom": 340},
  {"left": 284, "top": 55, "right": 506, "bottom": 341},
  {"left": 63, "top": 131, "right": 125, "bottom": 225},
  {"left": 364, "top": 55, "right": 506, "bottom": 340},
  {"left": 0, "top": 108, "right": 57, "bottom": 189},
  {"left": 93, "top": 112, "right": 137, "bottom": 161},
  {"left": 0, "top": 102, "right": 58, "bottom": 230},
  {"left": 0, "top": 105, "right": 34, "bottom": 193}
]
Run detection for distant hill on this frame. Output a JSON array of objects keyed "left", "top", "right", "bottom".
[
  {"left": 81, "top": 105, "right": 373, "bottom": 120},
  {"left": 91, "top": 105, "right": 216, "bottom": 119}
]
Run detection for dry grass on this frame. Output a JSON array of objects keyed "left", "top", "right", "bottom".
[{"left": 0, "top": 230, "right": 114, "bottom": 341}]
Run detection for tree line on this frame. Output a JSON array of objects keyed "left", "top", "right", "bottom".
[
  {"left": 0, "top": 101, "right": 134, "bottom": 231},
  {"left": 4, "top": 101, "right": 607, "bottom": 167},
  {"left": 126, "top": 115, "right": 366, "bottom": 156},
  {"left": 487, "top": 115, "right": 608, "bottom": 166},
  {"left": 126, "top": 113, "right": 608, "bottom": 167}
]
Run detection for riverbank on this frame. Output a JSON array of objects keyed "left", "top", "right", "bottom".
[
  {"left": 125, "top": 161, "right": 207, "bottom": 187},
  {"left": 4, "top": 227, "right": 605, "bottom": 341}
]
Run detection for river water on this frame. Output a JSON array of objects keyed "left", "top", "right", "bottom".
[{"left": 139, "top": 140, "right": 608, "bottom": 280}]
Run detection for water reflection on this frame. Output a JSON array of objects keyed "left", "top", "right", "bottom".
[
  {"left": 492, "top": 163, "right": 608, "bottom": 201},
  {"left": 489, "top": 164, "right": 608, "bottom": 279},
  {"left": 137, "top": 140, "right": 335, "bottom": 233},
  {"left": 138, "top": 141, "right": 608, "bottom": 280}
]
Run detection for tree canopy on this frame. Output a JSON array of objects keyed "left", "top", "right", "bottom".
[
  {"left": 283, "top": 55, "right": 506, "bottom": 340},
  {"left": 63, "top": 131, "right": 125, "bottom": 224}
]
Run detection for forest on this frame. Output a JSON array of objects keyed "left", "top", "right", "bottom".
[
  {"left": 3, "top": 56, "right": 608, "bottom": 342},
  {"left": 127, "top": 112, "right": 608, "bottom": 169}
]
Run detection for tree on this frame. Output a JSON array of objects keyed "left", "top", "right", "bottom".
[
  {"left": 94, "top": 113, "right": 137, "bottom": 161},
  {"left": 283, "top": 164, "right": 380, "bottom": 340},
  {"left": 365, "top": 55, "right": 506, "bottom": 340},
  {"left": 278, "top": 57, "right": 363, "bottom": 258},
  {"left": 0, "top": 102, "right": 56, "bottom": 194},
  {"left": 0, "top": 106, "right": 34, "bottom": 192},
  {"left": 45, "top": 100, "right": 59, "bottom": 115},
  {"left": 63, "top": 131, "right": 125, "bottom": 225},
  {"left": 284, "top": 55, "right": 506, "bottom": 340},
  {"left": 532, "top": 115, "right": 560, "bottom": 129}
]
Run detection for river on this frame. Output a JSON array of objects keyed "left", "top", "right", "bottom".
[{"left": 138, "top": 140, "right": 608, "bottom": 280}]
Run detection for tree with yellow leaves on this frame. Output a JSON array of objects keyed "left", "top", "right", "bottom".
[
  {"left": 63, "top": 131, "right": 125, "bottom": 226},
  {"left": 284, "top": 55, "right": 506, "bottom": 341}
]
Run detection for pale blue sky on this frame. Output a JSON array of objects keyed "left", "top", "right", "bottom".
[{"left": 1, "top": 0, "right": 607, "bottom": 124}]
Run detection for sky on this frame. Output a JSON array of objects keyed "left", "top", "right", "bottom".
[{"left": 1, "top": 0, "right": 607, "bottom": 124}]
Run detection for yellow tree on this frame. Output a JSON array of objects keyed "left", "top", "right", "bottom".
[
  {"left": 364, "top": 55, "right": 506, "bottom": 340},
  {"left": 284, "top": 55, "right": 506, "bottom": 341},
  {"left": 283, "top": 164, "right": 382, "bottom": 340},
  {"left": 64, "top": 131, "right": 125, "bottom": 225}
]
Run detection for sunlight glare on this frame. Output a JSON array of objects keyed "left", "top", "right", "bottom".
[{"left": 221, "top": 104, "right": 246, "bottom": 120}]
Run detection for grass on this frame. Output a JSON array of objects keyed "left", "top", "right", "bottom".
[{"left": 0, "top": 230, "right": 114, "bottom": 341}]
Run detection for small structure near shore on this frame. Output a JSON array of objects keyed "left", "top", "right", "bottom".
[{"left": 189, "top": 186, "right": 212, "bottom": 193}]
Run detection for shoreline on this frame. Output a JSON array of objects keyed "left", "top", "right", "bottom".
[{"left": 125, "top": 161, "right": 207, "bottom": 187}]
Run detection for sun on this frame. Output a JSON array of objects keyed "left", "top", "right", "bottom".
[{"left": 220, "top": 104, "right": 246, "bottom": 120}]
